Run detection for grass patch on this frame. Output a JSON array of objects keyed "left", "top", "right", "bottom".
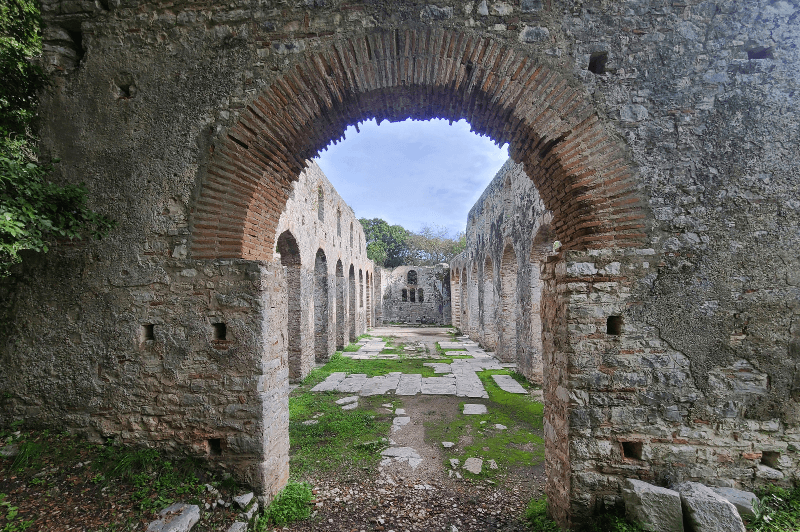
[
  {"left": 423, "top": 369, "right": 545, "bottom": 480},
  {"left": 524, "top": 495, "right": 560, "bottom": 531},
  {"left": 748, "top": 484, "right": 800, "bottom": 531},
  {"left": 299, "top": 352, "right": 440, "bottom": 390},
  {"left": 288, "top": 388, "right": 392, "bottom": 478},
  {"left": 256, "top": 481, "right": 314, "bottom": 528},
  {"left": 342, "top": 343, "right": 362, "bottom": 352}
]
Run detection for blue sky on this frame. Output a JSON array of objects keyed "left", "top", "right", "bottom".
[{"left": 314, "top": 118, "right": 509, "bottom": 236}]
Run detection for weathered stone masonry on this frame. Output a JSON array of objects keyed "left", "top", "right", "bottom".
[
  {"left": 380, "top": 264, "right": 452, "bottom": 325},
  {"left": 273, "top": 162, "right": 374, "bottom": 381},
  {"left": 0, "top": 0, "right": 796, "bottom": 528}
]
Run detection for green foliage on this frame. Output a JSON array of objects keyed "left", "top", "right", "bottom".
[
  {"left": 360, "top": 217, "right": 411, "bottom": 267},
  {"left": 11, "top": 440, "right": 42, "bottom": 471},
  {"left": 0, "top": 157, "right": 116, "bottom": 274},
  {"left": 525, "top": 496, "right": 561, "bottom": 531},
  {"left": 587, "top": 510, "right": 644, "bottom": 532},
  {"left": 748, "top": 484, "right": 800, "bottom": 531},
  {"left": 0, "top": 0, "right": 45, "bottom": 147},
  {"left": 258, "top": 481, "right": 314, "bottom": 528},
  {"left": 404, "top": 223, "right": 466, "bottom": 265},
  {"left": 0, "top": 493, "right": 33, "bottom": 531},
  {"left": 0, "top": 0, "right": 115, "bottom": 276}
]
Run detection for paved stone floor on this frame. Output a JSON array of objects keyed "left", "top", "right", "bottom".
[{"left": 312, "top": 328, "right": 514, "bottom": 399}]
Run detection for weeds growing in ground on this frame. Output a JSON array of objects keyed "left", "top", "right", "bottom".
[
  {"left": 424, "top": 369, "right": 545, "bottom": 480},
  {"left": 256, "top": 481, "right": 314, "bottom": 528},
  {"left": 289, "top": 384, "right": 391, "bottom": 478},
  {"left": 525, "top": 495, "right": 644, "bottom": 532},
  {"left": 748, "top": 484, "right": 800, "bottom": 531}
]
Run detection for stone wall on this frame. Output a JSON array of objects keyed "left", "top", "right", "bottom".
[
  {"left": 273, "top": 161, "right": 374, "bottom": 378},
  {"left": 0, "top": 257, "right": 289, "bottom": 495},
  {"left": 450, "top": 160, "right": 551, "bottom": 379},
  {"left": 2, "top": 0, "right": 795, "bottom": 526},
  {"left": 380, "top": 265, "right": 452, "bottom": 325}
]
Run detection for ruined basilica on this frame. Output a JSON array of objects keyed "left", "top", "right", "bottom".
[{"left": 0, "top": 0, "right": 797, "bottom": 528}]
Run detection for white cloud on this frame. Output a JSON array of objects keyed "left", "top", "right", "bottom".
[{"left": 315, "top": 118, "right": 508, "bottom": 235}]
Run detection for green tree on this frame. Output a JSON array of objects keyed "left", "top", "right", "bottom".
[
  {"left": 405, "top": 224, "right": 466, "bottom": 265},
  {"left": 359, "top": 218, "right": 410, "bottom": 267},
  {"left": 0, "top": 0, "right": 115, "bottom": 276}
]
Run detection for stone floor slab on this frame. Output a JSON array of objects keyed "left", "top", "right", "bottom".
[
  {"left": 424, "top": 363, "right": 453, "bottom": 374},
  {"left": 311, "top": 372, "right": 348, "bottom": 392},
  {"left": 395, "top": 373, "right": 422, "bottom": 395},
  {"left": 491, "top": 374, "right": 527, "bottom": 394},
  {"left": 361, "top": 373, "right": 402, "bottom": 396},
  {"left": 463, "top": 404, "right": 487, "bottom": 415},
  {"left": 463, "top": 457, "right": 483, "bottom": 474},
  {"left": 421, "top": 376, "right": 457, "bottom": 395},
  {"left": 335, "top": 374, "right": 369, "bottom": 393}
]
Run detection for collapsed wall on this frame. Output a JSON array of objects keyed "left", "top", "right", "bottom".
[{"left": 380, "top": 264, "right": 451, "bottom": 325}]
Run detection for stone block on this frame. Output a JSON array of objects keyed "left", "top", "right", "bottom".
[
  {"left": 677, "top": 482, "right": 745, "bottom": 532},
  {"left": 146, "top": 503, "right": 201, "bottom": 532},
  {"left": 710, "top": 487, "right": 758, "bottom": 519},
  {"left": 621, "top": 479, "right": 683, "bottom": 532}
]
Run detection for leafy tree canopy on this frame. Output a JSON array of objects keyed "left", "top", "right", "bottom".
[
  {"left": 0, "top": 0, "right": 115, "bottom": 276},
  {"left": 360, "top": 218, "right": 410, "bottom": 268},
  {"left": 360, "top": 218, "right": 465, "bottom": 268}
]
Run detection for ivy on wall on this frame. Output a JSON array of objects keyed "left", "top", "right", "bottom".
[{"left": 0, "top": 0, "right": 115, "bottom": 276}]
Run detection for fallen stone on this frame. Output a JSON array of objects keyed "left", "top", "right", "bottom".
[
  {"left": 233, "top": 492, "right": 254, "bottom": 509},
  {"left": 341, "top": 402, "right": 358, "bottom": 411},
  {"left": 677, "top": 482, "right": 745, "bottom": 532},
  {"left": 335, "top": 396, "right": 359, "bottom": 405},
  {"left": 442, "top": 441, "right": 455, "bottom": 448},
  {"left": 239, "top": 501, "right": 258, "bottom": 521},
  {"left": 491, "top": 374, "right": 527, "bottom": 394},
  {"left": 146, "top": 503, "right": 201, "bottom": 532},
  {"left": 755, "top": 464, "right": 784, "bottom": 480},
  {"left": 381, "top": 446, "right": 422, "bottom": 468},
  {"left": 204, "top": 484, "right": 220, "bottom": 497},
  {"left": 487, "top": 459, "right": 498, "bottom": 470},
  {"left": 622, "top": 479, "right": 684, "bottom": 532},
  {"left": 463, "top": 457, "right": 483, "bottom": 474},
  {"left": 0, "top": 444, "right": 19, "bottom": 458},
  {"left": 450, "top": 458, "right": 460, "bottom": 469},
  {"left": 395, "top": 408, "right": 406, "bottom": 415},
  {"left": 463, "top": 404, "right": 487, "bottom": 415},
  {"left": 393, "top": 416, "right": 410, "bottom": 426},
  {"left": 711, "top": 487, "right": 758, "bottom": 519},
  {"left": 494, "top": 424, "right": 507, "bottom": 430},
  {"left": 302, "top": 419, "right": 319, "bottom": 425},
  {"left": 227, "top": 523, "right": 248, "bottom": 532}
]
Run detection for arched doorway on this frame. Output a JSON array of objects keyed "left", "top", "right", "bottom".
[
  {"left": 277, "top": 231, "right": 302, "bottom": 382},
  {"left": 336, "top": 259, "right": 345, "bottom": 350},
  {"left": 188, "top": 29, "right": 646, "bottom": 528},
  {"left": 314, "top": 249, "right": 329, "bottom": 363},
  {"left": 348, "top": 265, "right": 356, "bottom": 343},
  {"left": 482, "top": 255, "right": 496, "bottom": 350},
  {"left": 498, "top": 243, "right": 517, "bottom": 363}
]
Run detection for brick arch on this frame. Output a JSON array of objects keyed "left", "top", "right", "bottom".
[{"left": 190, "top": 29, "right": 646, "bottom": 259}]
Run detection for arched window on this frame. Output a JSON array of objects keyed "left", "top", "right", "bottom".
[
  {"left": 418, "top": 288, "right": 424, "bottom": 303},
  {"left": 407, "top": 270, "right": 418, "bottom": 285},
  {"left": 401, "top": 289, "right": 407, "bottom": 302},
  {"left": 410, "top": 288, "right": 416, "bottom": 303}
]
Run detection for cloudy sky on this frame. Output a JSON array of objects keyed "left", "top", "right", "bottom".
[{"left": 314, "top": 118, "right": 509, "bottom": 236}]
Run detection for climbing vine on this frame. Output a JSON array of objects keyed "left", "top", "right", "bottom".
[{"left": 0, "top": 0, "right": 115, "bottom": 276}]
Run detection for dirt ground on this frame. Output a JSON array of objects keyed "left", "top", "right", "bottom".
[{"left": 283, "top": 327, "right": 547, "bottom": 532}]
